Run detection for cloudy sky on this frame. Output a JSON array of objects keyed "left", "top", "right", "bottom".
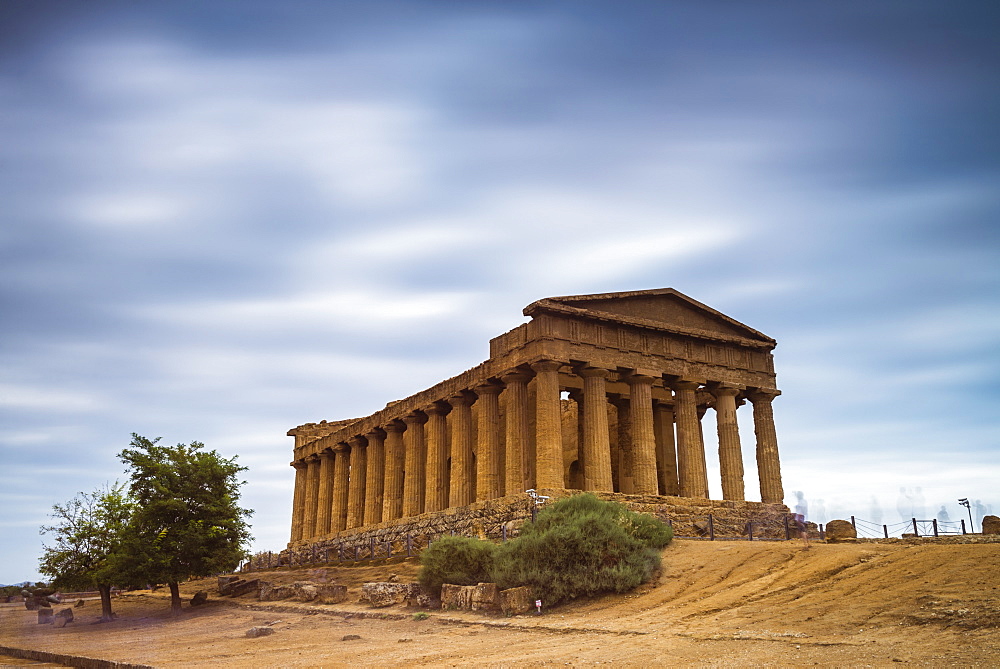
[{"left": 2, "top": 1, "right": 998, "bottom": 583}]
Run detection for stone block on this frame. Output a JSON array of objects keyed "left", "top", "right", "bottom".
[
  {"left": 293, "top": 582, "right": 318, "bottom": 602},
  {"left": 246, "top": 626, "right": 275, "bottom": 638},
  {"left": 218, "top": 575, "right": 240, "bottom": 594},
  {"left": 258, "top": 582, "right": 297, "bottom": 601},
  {"left": 825, "top": 519, "right": 857, "bottom": 542},
  {"left": 361, "top": 582, "right": 420, "bottom": 608},
  {"left": 982, "top": 515, "right": 1000, "bottom": 535},
  {"left": 499, "top": 586, "right": 533, "bottom": 615},
  {"left": 440, "top": 584, "right": 474, "bottom": 610},
  {"left": 226, "top": 579, "right": 261, "bottom": 597},
  {"left": 37, "top": 608, "right": 54, "bottom": 624},
  {"left": 316, "top": 584, "right": 348, "bottom": 604},
  {"left": 470, "top": 583, "right": 500, "bottom": 612}
]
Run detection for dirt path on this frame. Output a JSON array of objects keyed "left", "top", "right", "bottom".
[{"left": 2, "top": 540, "right": 998, "bottom": 666}]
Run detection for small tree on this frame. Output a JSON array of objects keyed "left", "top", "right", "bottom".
[
  {"left": 418, "top": 536, "right": 497, "bottom": 594},
  {"left": 39, "top": 483, "right": 133, "bottom": 621},
  {"left": 117, "top": 434, "right": 252, "bottom": 615}
]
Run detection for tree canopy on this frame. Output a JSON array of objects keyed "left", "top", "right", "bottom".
[{"left": 118, "top": 434, "right": 253, "bottom": 614}]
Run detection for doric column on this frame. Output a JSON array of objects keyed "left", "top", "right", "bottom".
[
  {"left": 290, "top": 460, "right": 308, "bottom": 543},
  {"left": 364, "top": 429, "right": 386, "bottom": 526},
  {"left": 749, "top": 389, "right": 784, "bottom": 504},
  {"left": 316, "top": 448, "right": 336, "bottom": 536},
  {"left": 611, "top": 396, "right": 633, "bottom": 493},
  {"left": 566, "top": 388, "right": 585, "bottom": 490},
  {"left": 713, "top": 386, "right": 745, "bottom": 501},
  {"left": 531, "top": 360, "right": 564, "bottom": 489},
  {"left": 424, "top": 403, "right": 450, "bottom": 512},
  {"left": 627, "top": 374, "right": 659, "bottom": 494},
  {"left": 653, "top": 401, "right": 679, "bottom": 496},
  {"left": 475, "top": 382, "right": 503, "bottom": 501},
  {"left": 501, "top": 369, "right": 531, "bottom": 496},
  {"left": 402, "top": 412, "right": 427, "bottom": 517},
  {"left": 383, "top": 421, "right": 405, "bottom": 521},
  {"left": 303, "top": 454, "right": 321, "bottom": 539},
  {"left": 346, "top": 436, "right": 368, "bottom": 528},
  {"left": 447, "top": 393, "right": 475, "bottom": 507},
  {"left": 673, "top": 380, "right": 709, "bottom": 498},
  {"left": 579, "top": 366, "right": 613, "bottom": 492},
  {"left": 331, "top": 444, "right": 350, "bottom": 533}
]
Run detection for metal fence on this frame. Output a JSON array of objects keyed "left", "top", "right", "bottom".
[{"left": 839, "top": 516, "right": 968, "bottom": 539}]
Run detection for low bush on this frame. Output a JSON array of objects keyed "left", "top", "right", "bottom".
[{"left": 418, "top": 535, "right": 497, "bottom": 594}]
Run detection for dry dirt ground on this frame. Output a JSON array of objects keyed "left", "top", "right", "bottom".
[{"left": 2, "top": 539, "right": 999, "bottom": 667}]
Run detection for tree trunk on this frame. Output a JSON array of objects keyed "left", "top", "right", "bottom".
[
  {"left": 98, "top": 583, "right": 114, "bottom": 622},
  {"left": 168, "top": 581, "right": 182, "bottom": 616}
]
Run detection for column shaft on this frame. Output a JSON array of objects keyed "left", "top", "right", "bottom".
[
  {"left": 331, "top": 446, "right": 350, "bottom": 532},
  {"left": 424, "top": 405, "right": 449, "bottom": 512},
  {"left": 303, "top": 455, "right": 321, "bottom": 539},
  {"left": 673, "top": 381, "right": 709, "bottom": 498},
  {"left": 346, "top": 438, "right": 368, "bottom": 528},
  {"left": 750, "top": 390, "right": 784, "bottom": 504},
  {"left": 402, "top": 413, "right": 427, "bottom": 517},
  {"left": 580, "top": 367, "right": 613, "bottom": 491},
  {"left": 316, "top": 449, "right": 335, "bottom": 535},
  {"left": 501, "top": 370, "right": 531, "bottom": 496},
  {"left": 613, "top": 397, "right": 634, "bottom": 493},
  {"left": 653, "top": 402, "right": 679, "bottom": 495},
  {"left": 532, "top": 360, "right": 564, "bottom": 489},
  {"left": 448, "top": 394, "right": 475, "bottom": 507},
  {"left": 628, "top": 375, "right": 659, "bottom": 494},
  {"left": 383, "top": 423, "right": 405, "bottom": 521},
  {"left": 290, "top": 461, "right": 308, "bottom": 543},
  {"left": 476, "top": 383, "right": 503, "bottom": 501},
  {"left": 364, "top": 430, "right": 385, "bottom": 525},
  {"left": 714, "top": 387, "right": 745, "bottom": 501}
]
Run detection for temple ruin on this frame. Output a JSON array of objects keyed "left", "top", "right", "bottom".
[{"left": 287, "top": 288, "right": 788, "bottom": 547}]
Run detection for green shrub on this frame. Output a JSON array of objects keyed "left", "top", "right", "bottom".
[
  {"left": 490, "top": 494, "right": 671, "bottom": 606},
  {"left": 418, "top": 535, "right": 497, "bottom": 594}
]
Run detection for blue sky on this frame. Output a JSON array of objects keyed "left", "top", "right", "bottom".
[{"left": 2, "top": 1, "right": 998, "bottom": 583}]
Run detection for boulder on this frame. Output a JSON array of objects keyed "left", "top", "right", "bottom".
[
  {"left": 246, "top": 626, "right": 275, "bottom": 638},
  {"left": 225, "top": 579, "right": 261, "bottom": 597},
  {"left": 440, "top": 584, "right": 474, "bottom": 610},
  {"left": 37, "top": 608, "right": 54, "bottom": 624},
  {"left": 190, "top": 591, "right": 208, "bottom": 606},
  {"left": 342, "top": 634, "right": 361, "bottom": 641},
  {"left": 470, "top": 583, "right": 500, "bottom": 612},
  {"left": 75, "top": 599, "right": 85, "bottom": 608},
  {"left": 293, "top": 582, "right": 318, "bottom": 602},
  {"left": 982, "top": 515, "right": 1000, "bottom": 535},
  {"left": 258, "top": 582, "right": 297, "bottom": 602},
  {"left": 315, "top": 584, "right": 348, "bottom": 604},
  {"left": 24, "top": 598, "right": 38, "bottom": 611},
  {"left": 53, "top": 608, "right": 74, "bottom": 628},
  {"left": 218, "top": 575, "right": 241, "bottom": 594},
  {"left": 360, "top": 582, "right": 420, "bottom": 608},
  {"left": 499, "top": 586, "right": 533, "bottom": 615},
  {"left": 825, "top": 519, "right": 858, "bottom": 542}
]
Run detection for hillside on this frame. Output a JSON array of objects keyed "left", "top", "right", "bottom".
[{"left": 2, "top": 539, "right": 999, "bottom": 666}]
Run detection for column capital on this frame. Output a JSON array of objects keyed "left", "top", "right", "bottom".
[
  {"left": 424, "top": 401, "right": 450, "bottom": 417},
  {"left": 384, "top": 420, "right": 405, "bottom": 434},
  {"left": 332, "top": 441, "right": 350, "bottom": 453},
  {"left": 319, "top": 448, "right": 336, "bottom": 460},
  {"left": 626, "top": 373, "right": 656, "bottom": 386},
  {"left": 500, "top": 368, "right": 532, "bottom": 384},
  {"left": 365, "top": 428, "right": 386, "bottom": 441},
  {"left": 292, "top": 459, "right": 308, "bottom": 470},
  {"left": 305, "top": 454, "right": 321, "bottom": 464},
  {"left": 474, "top": 381, "right": 503, "bottom": 397},
  {"left": 748, "top": 388, "right": 781, "bottom": 403},
  {"left": 530, "top": 359, "right": 563, "bottom": 374},
  {"left": 711, "top": 385, "right": 742, "bottom": 399},
  {"left": 402, "top": 411, "right": 427, "bottom": 426},
  {"left": 348, "top": 435, "right": 368, "bottom": 449},
  {"left": 446, "top": 392, "right": 475, "bottom": 408},
  {"left": 671, "top": 380, "right": 702, "bottom": 392},
  {"left": 577, "top": 365, "right": 611, "bottom": 379}
]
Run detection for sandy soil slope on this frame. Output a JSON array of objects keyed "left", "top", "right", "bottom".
[{"left": 2, "top": 539, "right": 999, "bottom": 667}]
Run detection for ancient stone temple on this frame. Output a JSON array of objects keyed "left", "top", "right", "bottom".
[{"left": 287, "top": 288, "right": 787, "bottom": 547}]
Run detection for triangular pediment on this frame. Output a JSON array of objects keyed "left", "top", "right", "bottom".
[{"left": 524, "top": 288, "right": 774, "bottom": 345}]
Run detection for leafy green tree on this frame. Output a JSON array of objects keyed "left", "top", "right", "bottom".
[
  {"left": 117, "top": 434, "right": 252, "bottom": 615},
  {"left": 39, "top": 483, "right": 134, "bottom": 621},
  {"left": 418, "top": 535, "right": 497, "bottom": 594}
]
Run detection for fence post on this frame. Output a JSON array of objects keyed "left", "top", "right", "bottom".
[
  {"left": 708, "top": 514, "right": 715, "bottom": 541},
  {"left": 961, "top": 519, "right": 967, "bottom": 535},
  {"left": 912, "top": 518, "right": 919, "bottom": 536},
  {"left": 355, "top": 545, "right": 360, "bottom": 561},
  {"left": 502, "top": 524, "right": 507, "bottom": 542},
  {"left": 268, "top": 551, "right": 272, "bottom": 569},
  {"left": 783, "top": 515, "right": 790, "bottom": 540},
  {"left": 370, "top": 537, "right": 376, "bottom": 560},
  {"left": 933, "top": 519, "right": 939, "bottom": 537},
  {"left": 850, "top": 515, "right": 856, "bottom": 530},
  {"left": 747, "top": 521, "right": 753, "bottom": 541},
  {"left": 883, "top": 524, "right": 888, "bottom": 539},
  {"left": 819, "top": 524, "right": 825, "bottom": 541}
]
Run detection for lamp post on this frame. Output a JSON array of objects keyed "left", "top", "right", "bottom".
[{"left": 959, "top": 498, "right": 974, "bottom": 533}]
